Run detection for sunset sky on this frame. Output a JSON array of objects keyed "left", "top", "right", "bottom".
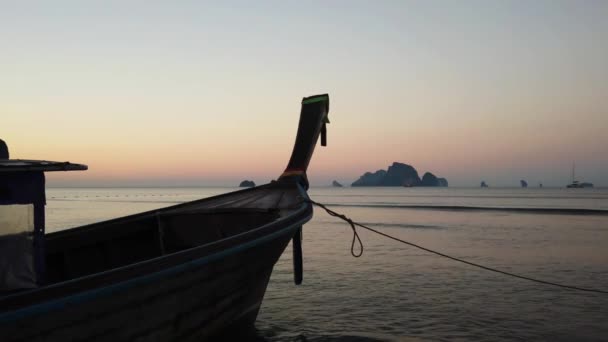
[{"left": 2, "top": 1, "right": 607, "bottom": 187}]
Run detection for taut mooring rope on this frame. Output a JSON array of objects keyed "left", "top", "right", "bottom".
[{"left": 307, "top": 199, "right": 608, "bottom": 295}]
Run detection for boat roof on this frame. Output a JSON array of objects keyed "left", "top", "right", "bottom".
[{"left": 0, "top": 159, "right": 87, "bottom": 173}]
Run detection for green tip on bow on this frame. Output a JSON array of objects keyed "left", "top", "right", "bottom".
[{"left": 302, "top": 94, "right": 329, "bottom": 105}]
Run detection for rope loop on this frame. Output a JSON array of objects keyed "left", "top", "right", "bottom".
[{"left": 308, "top": 199, "right": 363, "bottom": 257}]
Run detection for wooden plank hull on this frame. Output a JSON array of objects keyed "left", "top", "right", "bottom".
[{"left": 0, "top": 225, "right": 297, "bottom": 341}]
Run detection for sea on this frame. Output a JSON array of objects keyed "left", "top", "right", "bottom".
[{"left": 46, "top": 187, "right": 608, "bottom": 341}]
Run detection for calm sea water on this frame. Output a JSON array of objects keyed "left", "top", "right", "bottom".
[{"left": 46, "top": 187, "right": 608, "bottom": 341}]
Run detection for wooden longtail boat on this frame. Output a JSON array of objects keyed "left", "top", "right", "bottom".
[{"left": 0, "top": 94, "right": 330, "bottom": 341}]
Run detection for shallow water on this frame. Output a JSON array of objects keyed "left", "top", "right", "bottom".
[{"left": 46, "top": 187, "right": 608, "bottom": 341}]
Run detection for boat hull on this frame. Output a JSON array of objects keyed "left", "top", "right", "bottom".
[{"left": 0, "top": 224, "right": 298, "bottom": 341}]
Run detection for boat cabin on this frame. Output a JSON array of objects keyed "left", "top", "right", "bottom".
[{"left": 0, "top": 139, "right": 87, "bottom": 291}]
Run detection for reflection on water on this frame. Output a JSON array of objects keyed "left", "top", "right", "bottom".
[{"left": 46, "top": 187, "right": 608, "bottom": 341}]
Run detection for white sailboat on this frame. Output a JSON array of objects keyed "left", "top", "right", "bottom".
[{"left": 566, "top": 162, "right": 593, "bottom": 188}]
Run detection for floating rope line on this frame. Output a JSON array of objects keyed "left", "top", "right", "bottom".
[{"left": 307, "top": 199, "right": 608, "bottom": 295}]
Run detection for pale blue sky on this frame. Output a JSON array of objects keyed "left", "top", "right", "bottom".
[{"left": 2, "top": 1, "right": 607, "bottom": 186}]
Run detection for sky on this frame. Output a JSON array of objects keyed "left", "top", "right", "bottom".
[{"left": 1, "top": 1, "right": 607, "bottom": 187}]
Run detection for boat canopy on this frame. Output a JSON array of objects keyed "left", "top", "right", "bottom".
[
  {"left": 0, "top": 160, "right": 87, "bottom": 173},
  {"left": 0, "top": 139, "right": 86, "bottom": 291}
]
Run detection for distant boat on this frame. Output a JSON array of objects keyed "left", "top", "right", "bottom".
[
  {"left": 480, "top": 181, "right": 488, "bottom": 188},
  {"left": 566, "top": 163, "right": 594, "bottom": 188},
  {"left": 567, "top": 181, "right": 594, "bottom": 188},
  {"left": 520, "top": 180, "right": 528, "bottom": 188}
]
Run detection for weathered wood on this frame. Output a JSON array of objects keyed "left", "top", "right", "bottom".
[{"left": 1, "top": 226, "right": 293, "bottom": 342}]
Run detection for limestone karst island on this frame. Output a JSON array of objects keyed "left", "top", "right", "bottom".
[{"left": 352, "top": 162, "right": 448, "bottom": 187}]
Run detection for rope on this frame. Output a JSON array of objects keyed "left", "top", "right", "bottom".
[
  {"left": 307, "top": 199, "right": 608, "bottom": 295},
  {"left": 311, "top": 199, "right": 363, "bottom": 257}
]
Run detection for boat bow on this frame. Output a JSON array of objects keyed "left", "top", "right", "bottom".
[
  {"left": 279, "top": 94, "right": 330, "bottom": 190},
  {"left": 278, "top": 94, "right": 329, "bottom": 285}
]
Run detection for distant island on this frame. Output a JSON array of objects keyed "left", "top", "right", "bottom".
[
  {"left": 239, "top": 180, "right": 256, "bottom": 187},
  {"left": 351, "top": 162, "right": 447, "bottom": 187},
  {"left": 332, "top": 180, "right": 343, "bottom": 187}
]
